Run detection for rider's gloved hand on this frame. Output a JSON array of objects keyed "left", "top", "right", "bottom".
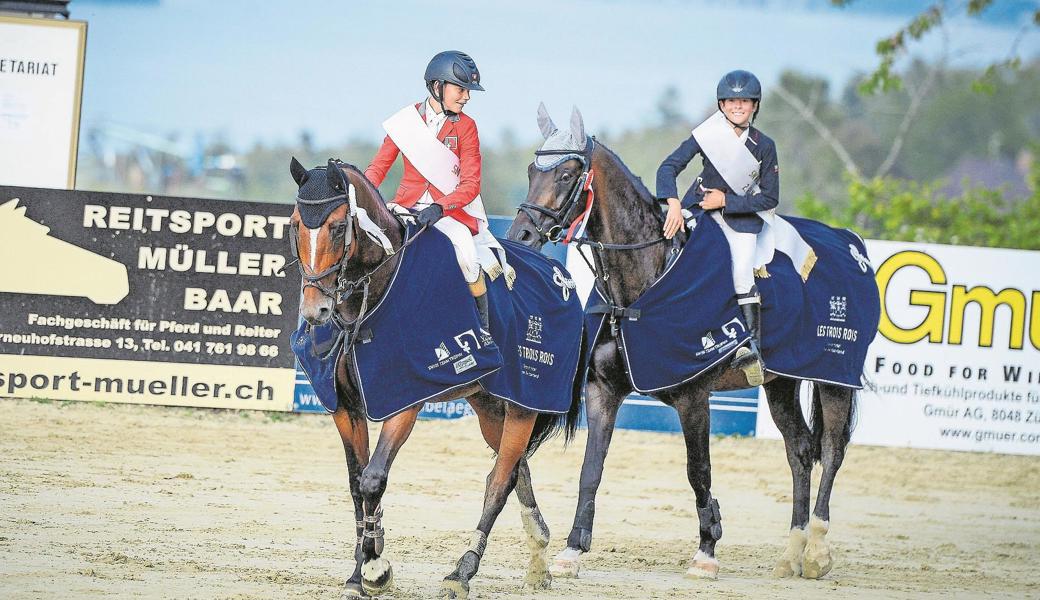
[{"left": 417, "top": 203, "right": 444, "bottom": 227}]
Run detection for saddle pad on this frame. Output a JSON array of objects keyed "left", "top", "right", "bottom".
[
  {"left": 584, "top": 214, "right": 879, "bottom": 392},
  {"left": 756, "top": 215, "right": 880, "bottom": 387},
  {"left": 292, "top": 229, "right": 584, "bottom": 418},
  {"left": 480, "top": 238, "right": 584, "bottom": 413}
]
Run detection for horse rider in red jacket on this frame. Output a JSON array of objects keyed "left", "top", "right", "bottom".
[{"left": 364, "top": 50, "right": 491, "bottom": 330}]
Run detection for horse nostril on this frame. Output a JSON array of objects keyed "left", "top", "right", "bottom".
[
  {"left": 318, "top": 306, "right": 331, "bottom": 321},
  {"left": 518, "top": 230, "right": 531, "bottom": 242}
]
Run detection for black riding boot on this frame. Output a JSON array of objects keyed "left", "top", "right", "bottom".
[
  {"left": 474, "top": 290, "right": 490, "bottom": 332},
  {"left": 469, "top": 274, "right": 490, "bottom": 333},
  {"left": 731, "top": 302, "right": 764, "bottom": 386}
]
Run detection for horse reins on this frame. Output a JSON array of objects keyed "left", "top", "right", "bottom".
[
  {"left": 519, "top": 138, "right": 675, "bottom": 336},
  {"left": 291, "top": 189, "right": 429, "bottom": 351}
]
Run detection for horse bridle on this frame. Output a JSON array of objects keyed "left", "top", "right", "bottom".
[
  {"left": 518, "top": 137, "right": 670, "bottom": 253},
  {"left": 517, "top": 137, "right": 597, "bottom": 245},
  {"left": 290, "top": 191, "right": 360, "bottom": 304},
  {"left": 518, "top": 137, "right": 676, "bottom": 337}
]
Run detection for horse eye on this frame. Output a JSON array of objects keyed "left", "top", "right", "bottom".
[{"left": 560, "top": 172, "right": 572, "bottom": 182}]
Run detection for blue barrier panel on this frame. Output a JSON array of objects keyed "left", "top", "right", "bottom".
[{"left": 610, "top": 389, "right": 758, "bottom": 436}]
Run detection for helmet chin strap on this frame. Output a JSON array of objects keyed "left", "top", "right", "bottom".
[{"left": 427, "top": 80, "right": 457, "bottom": 117}]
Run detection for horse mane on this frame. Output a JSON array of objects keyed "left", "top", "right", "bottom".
[
  {"left": 336, "top": 162, "right": 384, "bottom": 203},
  {"left": 595, "top": 141, "right": 665, "bottom": 226},
  {"left": 336, "top": 162, "right": 399, "bottom": 230}
]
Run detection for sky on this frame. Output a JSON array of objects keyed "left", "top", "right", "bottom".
[{"left": 69, "top": 0, "right": 1040, "bottom": 150}]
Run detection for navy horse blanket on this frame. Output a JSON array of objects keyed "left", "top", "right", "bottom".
[
  {"left": 292, "top": 226, "right": 583, "bottom": 419},
  {"left": 585, "top": 214, "right": 880, "bottom": 392}
]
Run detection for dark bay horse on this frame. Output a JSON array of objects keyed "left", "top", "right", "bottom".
[
  {"left": 288, "top": 158, "right": 581, "bottom": 599},
  {"left": 507, "top": 106, "right": 861, "bottom": 581}
]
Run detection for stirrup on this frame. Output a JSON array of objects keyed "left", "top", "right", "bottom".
[{"left": 732, "top": 347, "right": 764, "bottom": 386}]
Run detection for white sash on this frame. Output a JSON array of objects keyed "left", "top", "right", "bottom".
[
  {"left": 692, "top": 111, "right": 815, "bottom": 280},
  {"left": 382, "top": 104, "right": 514, "bottom": 286},
  {"left": 692, "top": 111, "right": 762, "bottom": 196}
]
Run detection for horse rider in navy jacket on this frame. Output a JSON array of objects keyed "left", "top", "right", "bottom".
[{"left": 655, "top": 69, "right": 779, "bottom": 386}]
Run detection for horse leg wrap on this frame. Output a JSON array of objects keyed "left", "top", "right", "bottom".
[
  {"left": 566, "top": 527, "right": 593, "bottom": 552},
  {"left": 362, "top": 504, "right": 385, "bottom": 555},
  {"left": 521, "top": 506, "right": 550, "bottom": 550},
  {"left": 697, "top": 498, "right": 723, "bottom": 541},
  {"left": 567, "top": 500, "right": 595, "bottom": 551},
  {"left": 467, "top": 530, "right": 488, "bottom": 558}
]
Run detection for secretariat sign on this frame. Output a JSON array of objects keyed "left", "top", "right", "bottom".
[
  {"left": 0, "top": 186, "right": 299, "bottom": 411},
  {"left": 0, "top": 16, "right": 87, "bottom": 189}
]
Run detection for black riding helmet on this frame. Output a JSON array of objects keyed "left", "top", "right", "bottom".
[
  {"left": 425, "top": 51, "right": 483, "bottom": 115},
  {"left": 716, "top": 69, "right": 762, "bottom": 123}
]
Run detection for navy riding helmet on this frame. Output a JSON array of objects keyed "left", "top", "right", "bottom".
[
  {"left": 717, "top": 69, "right": 762, "bottom": 121},
  {"left": 425, "top": 50, "right": 484, "bottom": 92}
]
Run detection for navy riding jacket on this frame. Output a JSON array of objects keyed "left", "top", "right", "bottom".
[{"left": 655, "top": 126, "right": 780, "bottom": 234}]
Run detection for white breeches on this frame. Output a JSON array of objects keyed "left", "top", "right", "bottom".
[
  {"left": 415, "top": 194, "right": 481, "bottom": 283},
  {"left": 710, "top": 212, "right": 758, "bottom": 299}
]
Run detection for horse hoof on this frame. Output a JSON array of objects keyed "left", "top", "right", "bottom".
[
  {"left": 772, "top": 527, "right": 807, "bottom": 578},
  {"left": 440, "top": 577, "right": 470, "bottom": 600},
  {"left": 525, "top": 549, "right": 552, "bottom": 590},
  {"left": 684, "top": 550, "right": 719, "bottom": 580},
  {"left": 549, "top": 547, "right": 581, "bottom": 578},
  {"left": 524, "top": 569, "right": 552, "bottom": 590},
  {"left": 801, "top": 544, "right": 832, "bottom": 579},
  {"left": 361, "top": 557, "right": 394, "bottom": 596},
  {"left": 772, "top": 557, "right": 800, "bottom": 578},
  {"left": 341, "top": 581, "right": 369, "bottom": 599},
  {"left": 801, "top": 517, "right": 832, "bottom": 579}
]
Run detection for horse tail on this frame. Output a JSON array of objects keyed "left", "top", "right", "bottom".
[
  {"left": 525, "top": 326, "right": 588, "bottom": 456},
  {"left": 807, "top": 382, "right": 824, "bottom": 464},
  {"left": 563, "top": 326, "right": 589, "bottom": 444},
  {"left": 806, "top": 381, "right": 860, "bottom": 464},
  {"left": 525, "top": 412, "right": 559, "bottom": 457}
]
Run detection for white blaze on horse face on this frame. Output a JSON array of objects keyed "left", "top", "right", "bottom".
[{"left": 308, "top": 228, "right": 319, "bottom": 271}]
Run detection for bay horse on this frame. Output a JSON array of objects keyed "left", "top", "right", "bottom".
[
  {"left": 507, "top": 107, "right": 861, "bottom": 581},
  {"left": 288, "top": 158, "right": 581, "bottom": 598}
]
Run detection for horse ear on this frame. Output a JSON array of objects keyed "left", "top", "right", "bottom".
[
  {"left": 289, "top": 156, "right": 309, "bottom": 186},
  {"left": 537, "top": 102, "right": 556, "bottom": 140},
  {"left": 569, "top": 105, "right": 585, "bottom": 142},
  {"left": 326, "top": 158, "right": 346, "bottom": 192}
]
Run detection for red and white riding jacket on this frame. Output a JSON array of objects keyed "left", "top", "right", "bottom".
[{"left": 364, "top": 101, "right": 482, "bottom": 234}]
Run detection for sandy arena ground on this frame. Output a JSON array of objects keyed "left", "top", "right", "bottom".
[{"left": 1, "top": 398, "right": 1038, "bottom": 599}]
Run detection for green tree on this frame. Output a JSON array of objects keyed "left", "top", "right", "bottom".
[{"left": 832, "top": 0, "right": 1040, "bottom": 94}]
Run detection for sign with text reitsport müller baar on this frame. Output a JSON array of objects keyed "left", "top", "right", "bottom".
[{"left": 0, "top": 186, "right": 300, "bottom": 411}]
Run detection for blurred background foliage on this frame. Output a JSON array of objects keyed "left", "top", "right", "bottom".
[{"left": 77, "top": 59, "right": 1040, "bottom": 249}]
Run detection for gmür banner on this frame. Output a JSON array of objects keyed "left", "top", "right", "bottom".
[{"left": 758, "top": 239, "right": 1040, "bottom": 456}]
